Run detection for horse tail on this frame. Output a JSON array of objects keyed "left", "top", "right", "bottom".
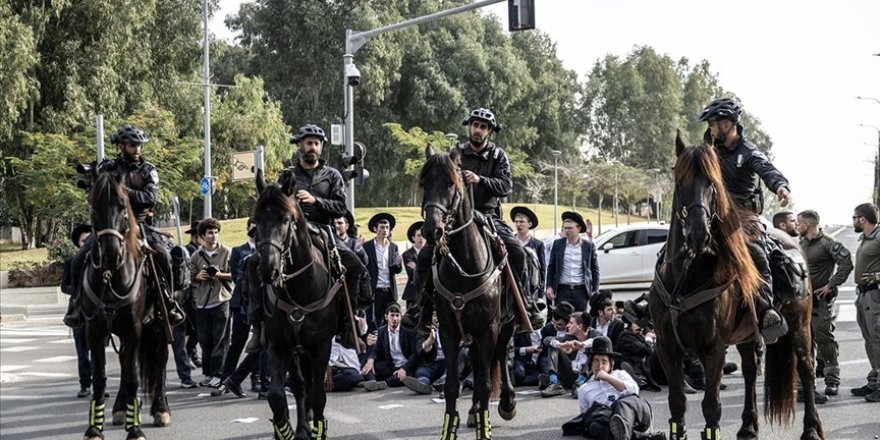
[
  {"left": 763, "top": 332, "right": 797, "bottom": 425},
  {"left": 139, "top": 320, "right": 169, "bottom": 414}
]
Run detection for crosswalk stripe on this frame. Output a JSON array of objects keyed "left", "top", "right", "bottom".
[
  {"left": 0, "top": 338, "right": 37, "bottom": 344},
  {"left": 0, "top": 346, "right": 39, "bottom": 352},
  {"left": 0, "top": 365, "right": 28, "bottom": 372},
  {"left": 34, "top": 355, "right": 78, "bottom": 363}
]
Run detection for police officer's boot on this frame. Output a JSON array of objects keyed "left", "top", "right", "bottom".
[
  {"left": 755, "top": 285, "right": 787, "bottom": 345},
  {"left": 153, "top": 249, "right": 186, "bottom": 327},
  {"left": 245, "top": 323, "right": 265, "bottom": 353},
  {"left": 63, "top": 297, "right": 84, "bottom": 329}
]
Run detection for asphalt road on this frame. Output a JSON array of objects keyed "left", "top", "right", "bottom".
[{"left": 1, "top": 226, "right": 879, "bottom": 440}]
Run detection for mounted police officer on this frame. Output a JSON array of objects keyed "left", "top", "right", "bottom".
[
  {"left": 64, "top": 125, "right": 186, "bottom": 328},
  {"left": 245, "top": 124, "right": 371, "bottom": 352},
  {"left": 402, "top": 107, "right": 541, "bottom": 332},
  {"left": 699, "top": 98, "right": 790, "bottom": 344}
]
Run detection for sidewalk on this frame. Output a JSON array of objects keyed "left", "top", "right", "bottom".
[{"left": 0, "top": 285, "right": 66, "bottom": 323}]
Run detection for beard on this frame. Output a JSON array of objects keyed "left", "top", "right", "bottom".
[
  {"left": 855, "top": 224, "right": 864, "bottom": 233},
  {"left": 786, "top": 228, "right": 798, "bottom": 238},
  {"left": 302, "top": 150, "right": 319, "bottom": 164},
  {"left": 469, "top": 133, "right": 486, "bottom": 147}
]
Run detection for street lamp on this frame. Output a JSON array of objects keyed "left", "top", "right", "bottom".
[
  {"left": 859, "top": 123, "right": 880, "bottom": 206},
  {"left": 551, "top": 150, "right": 562, "bottom": 233},
  {"left": 610, "top": 159, "right": 621, "bottom": 228}
]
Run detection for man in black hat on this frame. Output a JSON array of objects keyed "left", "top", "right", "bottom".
[
  {"left": 575, "top": 336, "right": 665, "bottom": 440},
  {"left": 546, "top": 211, "right": 600, "bottom": 313},
  {"left": 511, "top": 206, "right": 546, "bottom": 300},
  {"left": 402, "top": 221, "right": 425, "bottom": 310},
  {"left": 589, "top": 290, "right": 625, "bottom": 347},
  {"left": 61, "top": 224, "right": 94, "bottom": 397},
  {"left": 180, "top": 220, "right": 202, "bottom": 370},
  {"left": 334, "top": 212, "right": 368, "bottom": 266},
  {"left": 363, "top": 213, "right": 403, "bottom": 332}
]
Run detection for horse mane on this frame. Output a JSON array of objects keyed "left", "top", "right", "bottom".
[
  {"left": 674, "top": 144, "right": 762, "bottom": 302},
  {"left": 418, "top": 152, "right": 463, "bottom": 194},
  {"left": 89, "top": 172, "right": 140, "bottom": 255},
  {"left": 253, "top": 182, "right": 300, "bottom": 221}
]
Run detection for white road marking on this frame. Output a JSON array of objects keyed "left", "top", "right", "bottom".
[
  {"left": 34, "top": 355, "right": 78, "bottom": 363},
  {"left": 0, "top": 346, "right": 39, "bottom": 352},
  {"left": 839, "top": 358, "right": 869, "bottom": 366},
  {"left": 0, "top": 338, "right": 37, "bottom": 344},
  {"left": 324, "top": 407, "right": 362, "bottom": 424},
  {"left": 378, "top": 404, "right": 404, "bottom": 409},
  {"left": 0, "top": 365, "right": 28, "bottom": 372},
  {"left": 19, "top": 371, "right": 73, "bottom": 378},
  {"left": 231, "top": 417, "right": 260, "bottom": 423},
  {"left": 0, "top": 329, "right": 69, "bottom": 337}
]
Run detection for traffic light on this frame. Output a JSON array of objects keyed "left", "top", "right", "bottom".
[
  {"left": 340, "top": 142, "right": 369, "bottom": 185},
  {"left": 508, "top": 0, "right": 535, "bottom": 31}
]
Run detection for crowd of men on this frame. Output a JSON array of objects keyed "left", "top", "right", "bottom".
[{"left": 58, "top": 101, "right": 880, "bottom": 440}]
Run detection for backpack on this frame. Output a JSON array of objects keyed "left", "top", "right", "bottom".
[{"left": 767, "top": 236, "right": 808, "bottom": 301}]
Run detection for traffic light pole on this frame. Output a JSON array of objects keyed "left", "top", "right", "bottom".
[{"left": 343, "top": 0, "right": 509, "bottom": 212}]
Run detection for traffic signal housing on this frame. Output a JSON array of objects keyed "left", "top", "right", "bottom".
[
  {"left": 340, "top": 142, "right": 369, "bottom": 185},
  {"left": 508, "top": 0, "right": 535, "bottom": 31}
]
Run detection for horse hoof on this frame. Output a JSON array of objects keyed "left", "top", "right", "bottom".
[
  {"left": 153, "top": 411, "right": 171, "bottom": 427},
  {"left": 112, "top": 410, "right": 125, "bottom": 425},
  {"left": 800, "top": 429, "right": 823, "bottom": 440},
  {"left": 126, "top": 426, "right": 146, "bottom": 440},
  {"left": 466, "top": 413, "right": 476, "bottom": 428},
  {"left": 497, "top": 405, "right": 516, "bottom": 421}
]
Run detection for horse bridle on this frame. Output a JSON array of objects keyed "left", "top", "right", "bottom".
[
  {"left": 676, "top": 184, "right": 720, "bottom": 245},
  {"left": 90, "top": 208, "right": 132, "bottom": 273},
  {"left": 257, "top": 216, "right": 315, "bottom": 287}
]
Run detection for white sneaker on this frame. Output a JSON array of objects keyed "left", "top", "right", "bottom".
[{"left": 207, "top": 376, "right": 222, "bottom": 388}]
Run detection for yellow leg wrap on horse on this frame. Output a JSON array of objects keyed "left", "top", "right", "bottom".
[
  {"left": 89, "top": 400, "right": 105, "bottom": 431},
  {"left": 477, "top": 410, "right": 492, "bottom": 439},
  {"left": 441, "top": 412, "right": 460, "bottom": 439},
  {"left": 125, "top": 396, "right": 141, "bottom": 430},
  {"left": 670, "top": 420, "right": 688, "bottom": 440},
  {"left": 311, "top": 419, "right": 327, "bottom": 440},
  {"left": 702, "top": 427, "right": 721, "bottom": 440},
  {"left": 274, "top": 420, "right": 294, "bottom": 440}
]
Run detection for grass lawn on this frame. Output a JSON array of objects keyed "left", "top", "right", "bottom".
[{"left": 0, "top": 203, "right": 657, "bottom": 269}]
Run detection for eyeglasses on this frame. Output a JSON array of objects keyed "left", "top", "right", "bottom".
[{"left": 853, "top": 216, "right": 863, "bottom": 220}]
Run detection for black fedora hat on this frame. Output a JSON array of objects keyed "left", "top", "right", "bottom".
[
  {"left": 510, "top": 206, "right": 539, "bottom": 229},
  {"left": 561, "top": 211, "right": 587, "bottom": 233},
  {"left": 184, "top": 220, "right": 200, "bottom": 234},
  {"left": 407, "top": 221, "right": 425, "bottom": 243},
  {"left": 70, "top": 224, "right": 92, "bottom": 246},
  {"left": 589, "top": 290, "right": 614, "bottom": 317},
  {"left": 368, "top": 213, "right": 396, "bottom": 233},
  {"left": 550, "top": 301, "right": 575, "bottom": 322},
  {"left": 341, "top": 211, "right": 358, "bottom": 238},
  {"left": 585, "top": 336, "right": 622, "bottom": 357}
]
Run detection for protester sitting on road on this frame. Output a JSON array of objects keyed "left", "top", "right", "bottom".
[
  {"left": 513, "top": 326, "right": 543, "bottom": 388},
  {"left": 328, "top": 315, "right": 368, "bottom": 392},
  {"left": 538, "top": 302, "right": 576, "bottom": 390},
  {"left": 541, "top": 312, "right": 599, "bottom": 398},
  {"left": 575, "top": 336, "right": 666, "bottom": 440},
  {"left": 403, "top": 311, "right": 448, "bottom": 395},
  {"left": 360, "top": 303, "right": 418, "bottom": 391},
  {"left": 589, "top": 290, "right": 625, "bottom": 346},
  {"left": 617, "top": 299, "right": 661, "bottom": 392}
]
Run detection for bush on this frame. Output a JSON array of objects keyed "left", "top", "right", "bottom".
[{"left": 8, "top": 261, "right": 64, "bottom": 288}]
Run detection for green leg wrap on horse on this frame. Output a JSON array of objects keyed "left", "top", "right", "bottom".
[
  {"left": 701, "top": 427, "right": 721, "bottom": 440},
  {"left": 124, "top": 396, "right": 141, "bottom": 430},
  {"left": 311, "top": 418, "right": 328, "bottom": 440},
  {"left": 273, "top": 420, "right": 295, "bottom": 440},
  {"left": 440, "top": 412, "right": 460, "bottom": 440},
  {"left": 476, "top": 409, "right": 492, "bottom": 440},
  {"left": 89, "top": 399, "right": 105, "bottom": 431},
  {"left": 670, "top": 420, "right": 688, "bottom": 440}
]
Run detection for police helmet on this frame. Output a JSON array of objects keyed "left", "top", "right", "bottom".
[
  {"left": 698, "top": 98, "right": 743, "bottom": 123},
  {"left": 291, "top": 124, "right": 327, "bottom": 144},
  {"left": 109, "top": 125, "right": 149, "bottom": 145},
  {"left": 462, "top": 107, "right": 502, "bottom": 133}
]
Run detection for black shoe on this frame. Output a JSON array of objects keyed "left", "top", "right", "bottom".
[
  {"left": 213, "top": 378, "right": 247, "bottom": 398},
  {"left": 362, "top": 380, "right": 387, "bottom": 392},
  {"left": 537, "top": 374, "right": 550, "bottom": 390},
  {"left": 540, "top": 383, "right": 566, "bottom": 398},
  {"left": 63, "top": 306, "right": 84, "bottom": 329},
  {"left": 167, "top": 301, "right": 185, "bottom": 326},
  {"left": 77, "top": 386, "right": 91, "bottom": 398},
  {"left": 645, "top": 432, "right": 668, "bottom": 440},
  {"left": 866, "top": 388, "right": 880, "bottom": 402},
  {"left": 825, "top": 384, "right": 838, "bottom": 396},
  {"left": 722, "top": 362, "right": 738, "bottom": 375},
  {"left": 760, "top": 309, "right": 788, "bottom": 345},
  {"left": 609, "top": 414, "right": 631, "bottom": 440},
  {"left": 797, "top": 390, "right": 827, "bottom": 404},
  {"left": 250, "top": 375, "right": 261, "bottom": 393},
  {"left": 245, "top": 324, "right": 264, "bottom": 354},
  {"left": 403, "top": 376, "right": 433, "bottom": 395},
  {"left": 852, "top": 384, "right": 877, "bottom": 397}
]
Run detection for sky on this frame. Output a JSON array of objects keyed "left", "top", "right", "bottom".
[{"left": 210, "top": 0, "right": 880, "bottom": 224}]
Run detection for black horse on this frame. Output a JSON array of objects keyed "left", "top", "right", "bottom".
[
  {"left": 648, "top": 132, "right": 822, "bottom": 440},
  {"left": 253, "top": 170, "right": 342, "bottom": 440},
  {"left": 419, "top": 145, "right": 518, "bottom": 440},
  {"left": 78, "top": 171, "right": 171, "bottom": 440}
]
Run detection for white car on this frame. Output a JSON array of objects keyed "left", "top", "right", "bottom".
[{"left": 593, "top": 223, "right": 669, "bottom": 289}]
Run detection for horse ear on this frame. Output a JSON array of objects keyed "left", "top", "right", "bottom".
[
  {"left": 675, "top": 129, "right": 686, "bottom": 157},
  {"left": 425, "top": 143, "right": 435, "bottom": 160},
  {"left": 449, "top": 145, "right": 461, "bottom": 165},
  {"left": 256, "top": 168, "right": 266, "bottom": 194}
]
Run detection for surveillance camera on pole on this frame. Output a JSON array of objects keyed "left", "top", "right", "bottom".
[{"left": 345, "top": 63, "right": 361, "bottom": 87}]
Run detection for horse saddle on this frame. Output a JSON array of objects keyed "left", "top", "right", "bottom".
[
  {"left": 305, "top": 222, "right": 343, "bottom": 278},
  {"left": 766, "top": 235, "right": 808, "bottom": 303}
]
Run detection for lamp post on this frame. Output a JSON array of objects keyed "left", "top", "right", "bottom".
[
  {"left": 647, "top": 168, "right": 661, "bottom": 223},
  {"left": 551, "top": 150, "right": 562, "bottom": 233},
  {"left": 610, "top": 160, "right": 621, "bottom": 228},
  {"left": 859, "top": 123, "right": 880, "bottom": 206}
]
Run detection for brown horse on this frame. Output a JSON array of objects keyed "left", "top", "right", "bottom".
[{"left": 648, "top": 133, "right": 823, "bottom": 440}]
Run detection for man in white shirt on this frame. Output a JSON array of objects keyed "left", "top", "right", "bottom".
[
  {"left": 546, "top": 212, "right": 600, "bottom": 312},
  {"left": 363, "top": 213, "right": 403, "bottom": 332},
  {"left": 361, "top": 304, "right": 417, "bottom": 389},
  {"left": 576, "top": 336, "right": 665, "bottom": 440}
]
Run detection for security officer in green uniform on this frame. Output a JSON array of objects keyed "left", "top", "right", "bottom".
[
  {"left": 851, "top": 203, "right": 880, "bottom": 402},
  {"left": 796, "top": 210, "right": 853, "bottom": 397}
]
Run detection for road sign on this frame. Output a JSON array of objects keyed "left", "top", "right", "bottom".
[
  {"left": 331, "top": 124, "right": 343, "bottom": 146},
  {"left": 232, "top": 151, "right": 256, "bottom": 181},
  {"left": 200, "top": 177, "right": 211, "bottom": 195}
]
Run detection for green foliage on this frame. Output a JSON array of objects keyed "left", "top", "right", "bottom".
[{"left": 0, "top": 5, "right": 37, "bottom": 141}]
